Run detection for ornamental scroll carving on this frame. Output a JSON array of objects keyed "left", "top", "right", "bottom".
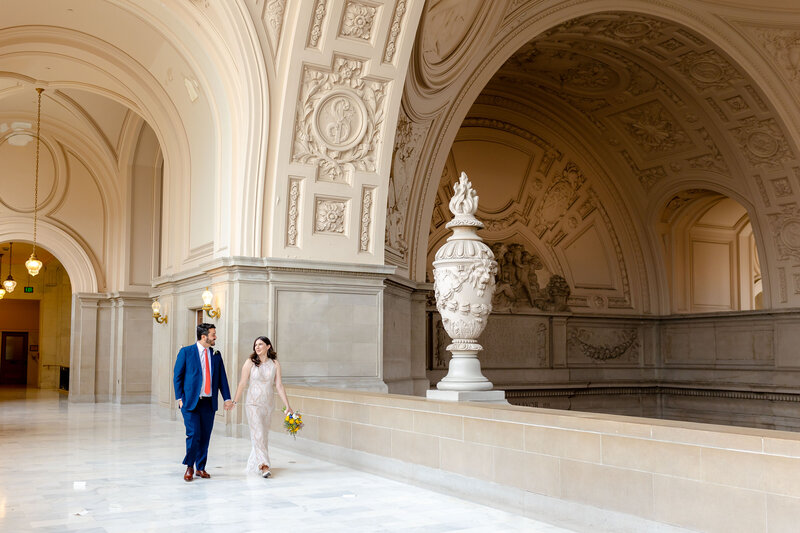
[
  {"left": 383, "top": 0, "right": 407, "bottom": 63},
  {"left": 490, "top": 242, "right": 571, "bottom": 312},
  {"left": 387, "top": 109, "right": 427, "bottom": 257},
  {"left": 359, "top": 186, "right": 373, "bottom": 252},
  {"left": 307, "top": 0, "right": 327, "bottom": 48},
  {"left": 286, "top": 177, "right": 302, "bottom": 246},
  {"left": 568, "top": 328, "right": 639, "bottom": 361},
  {"left": 292, "top": 57, "right": 387, "bottom": 184}
]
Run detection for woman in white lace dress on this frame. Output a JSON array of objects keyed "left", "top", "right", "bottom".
[{"left": 232, "top": 336, "right": 293, "bottom": 478}]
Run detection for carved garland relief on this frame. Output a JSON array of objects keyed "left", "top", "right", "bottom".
[
  {"left": 292, "top": 56, "right": 388, "bottom": 184},
  {"left": 568, "top": 327, "right": 640, "bottom": 362}
]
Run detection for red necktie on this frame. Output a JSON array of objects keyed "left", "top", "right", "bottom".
[{"left": 203, "top": 348, "right": 211, "bottom": 396}]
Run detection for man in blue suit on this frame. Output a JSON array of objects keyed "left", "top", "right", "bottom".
[{"left": 173, "top": 322, "right": 234, "bottom": 482}]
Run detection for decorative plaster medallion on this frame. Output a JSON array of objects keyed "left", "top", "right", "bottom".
[
  {"left": 314, "top": 196, "right": 347, "bottom": 234},
  {"left": 312, "top": 90, "right": 368, "bottom": 150},
  {"left": 730, "top": 117, "right": 792, "bottom": 168},
  {"left": 340, "top": 1, "right": 376, "bottom": 41},
  {"left": 673, "top": 50, "right": 744, "bottom": 91},
  {"left": 383, "top": 0, "right": 407, "bottom": 62},
  {"left": 602, "top": 15, "right": 667, "bottom": 45},
  {"left": 292, "top": 56, "right": 387, "bottom": 184}
]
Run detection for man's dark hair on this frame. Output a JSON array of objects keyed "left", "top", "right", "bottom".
[{"left": 197, "top": 323, "right": 216, "bottom": 340}]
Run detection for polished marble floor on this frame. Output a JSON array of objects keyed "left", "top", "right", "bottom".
[{"left": 0, "top": 387, "right": 573, "bottom": 533}]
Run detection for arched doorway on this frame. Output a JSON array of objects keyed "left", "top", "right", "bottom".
[{"left": 0, "top": 242, "right": 71, "bottom": 388}]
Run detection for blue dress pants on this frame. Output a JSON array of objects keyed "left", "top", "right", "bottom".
[{"left": 181, "top": 397, "right": 214, "bottom": 470}]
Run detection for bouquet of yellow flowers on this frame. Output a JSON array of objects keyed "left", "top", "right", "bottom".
[{"left": 283, "top": 409, "right": 303, "bottom": 440}]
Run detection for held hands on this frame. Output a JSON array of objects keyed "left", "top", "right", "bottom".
[{"left": 224, "top": 399, "right": 235, "bottom": 411}]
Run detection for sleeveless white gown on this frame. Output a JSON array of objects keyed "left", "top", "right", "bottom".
[{"left": 245, "top": 358, "right": 276, "bottom": 473}]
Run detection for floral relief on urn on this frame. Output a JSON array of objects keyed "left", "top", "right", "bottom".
[{"left": 432, "top": 172, "right": 497, "bottom": 391}]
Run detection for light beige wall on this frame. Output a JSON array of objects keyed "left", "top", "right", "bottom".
[
  {"left": 272, "top": 385, "right": 800, "bottom": 533},
  {"left": 382, "top": 277, "right": 429, "bottom": 396},
  {"left": 38, "top": 265, "right": 72, "bottom": 389}
]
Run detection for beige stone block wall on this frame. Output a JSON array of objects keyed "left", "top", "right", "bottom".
[{"left": 275, "top": 385, "right": 800, "bottom": 533}]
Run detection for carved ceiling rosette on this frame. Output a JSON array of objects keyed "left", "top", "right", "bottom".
[
  {"left": 292, "top": 56, "right": 387, "bottom": 184},
  {"left": 432, "top": 172, "right": 497, "bottom": 391}
]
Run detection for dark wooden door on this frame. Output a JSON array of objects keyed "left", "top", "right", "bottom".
[{"left": 0, "top": 332, "right": 28, "bottom": 384}]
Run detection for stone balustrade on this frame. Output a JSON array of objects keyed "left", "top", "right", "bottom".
[{"left": 266, "top": 385, "right": 800, "bottom": 533}]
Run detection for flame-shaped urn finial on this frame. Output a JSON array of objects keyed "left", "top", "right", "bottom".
[{"left": 431, "top": 172, "right": 497, "bottom": 391}]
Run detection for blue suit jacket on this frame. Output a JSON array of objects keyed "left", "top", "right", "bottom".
[{"left": 173, "top": 344, "right": 231, "bottom": 412}]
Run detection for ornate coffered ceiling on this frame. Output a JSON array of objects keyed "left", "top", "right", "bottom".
[{"left": 486, "top": 13, "right": 796, "bottom": 195}]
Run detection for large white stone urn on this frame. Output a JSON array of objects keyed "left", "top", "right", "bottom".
[{"left": 432, "top": 172, "right": 497, "bottom": 391}]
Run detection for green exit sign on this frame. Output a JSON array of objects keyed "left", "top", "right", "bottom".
[{"left": 23, "top": 286, "right": 33, "bottom": 293}]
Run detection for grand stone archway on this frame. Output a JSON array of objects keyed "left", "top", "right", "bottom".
[{"left": 384, "top": 1, "right": 800, "bottom": 427}]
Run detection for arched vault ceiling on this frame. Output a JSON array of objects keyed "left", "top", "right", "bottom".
[
  {"left": 486, "top": 13, "right": 797, "bottom": 199},
  {"left": 396, "top": 4, "right": 800, "bottom": 311}
]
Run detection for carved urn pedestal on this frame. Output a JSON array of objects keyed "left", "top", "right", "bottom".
[{"left": 426, "top": 172, "right": 507, "bottom": 404}]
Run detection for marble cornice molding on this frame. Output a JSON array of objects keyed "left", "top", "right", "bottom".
[
  {"left": 151, "top": 256, "right": 397, "bottom": 288},
  {"left": 384, "top": 273, "right": 433, "bottom": 292}
]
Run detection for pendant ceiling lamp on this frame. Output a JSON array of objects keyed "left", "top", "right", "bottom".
[
  {"left": 2, "top": 242, "right": 16, "bottom": 293},
  {"left": 25, "top": 88, "right": 44, "bottom": 277}
]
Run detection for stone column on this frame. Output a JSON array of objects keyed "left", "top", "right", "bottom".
[{"left": 427, "top": 173, "right": 506, "bottom": 403}]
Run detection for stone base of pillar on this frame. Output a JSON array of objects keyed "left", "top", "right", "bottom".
[{"left": 426, "top": 389, "right": 508, "bottom": 404}]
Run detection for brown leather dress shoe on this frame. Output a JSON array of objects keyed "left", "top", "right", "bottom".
[
  {"left": 196, "top": 470, "right": 210, "bottom": 479},
  {"left": 184, "top": 466, "right": 194, "bottom": 482}
]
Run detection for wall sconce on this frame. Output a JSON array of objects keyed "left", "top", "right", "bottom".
[
  {"left": 151, "top": 299, "right": 167, "bottom": 324},
  {"left": 201, "top": 287, "right": 220, "bottom": 318}
]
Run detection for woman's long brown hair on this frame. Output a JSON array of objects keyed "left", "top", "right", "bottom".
[{"left": 250, "top": 336, "right": 277, "bottom": 366}]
